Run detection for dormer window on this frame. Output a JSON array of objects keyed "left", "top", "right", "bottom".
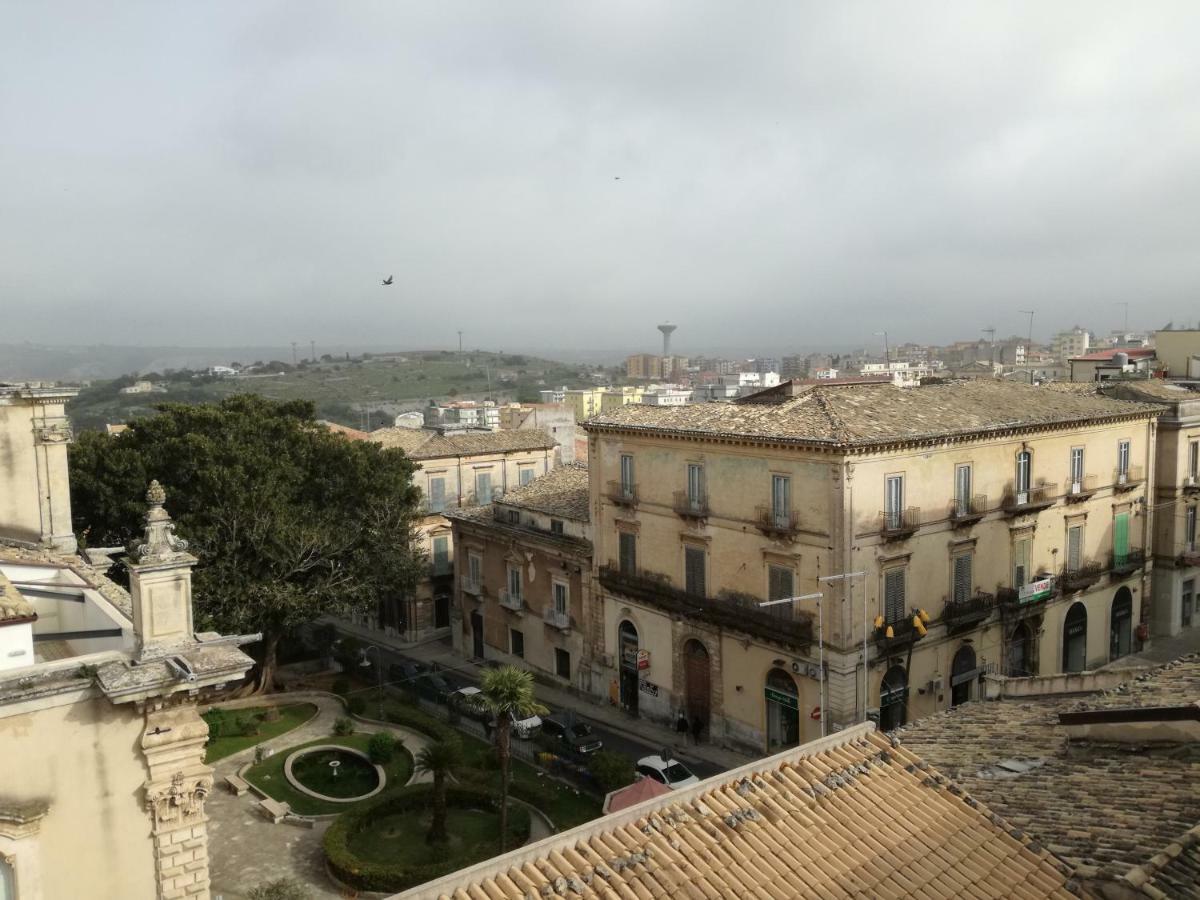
[{"left": 550, "top": 519, "right": 564, "bottom": 535}]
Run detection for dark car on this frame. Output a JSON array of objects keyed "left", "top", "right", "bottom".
[
  {"left": 418, "top": 673, "right": 455, "bottom": 704},
  {"left": 541, "top": 715, "right": 603, "bottom": 756},
  {"left": 387, "top": 661, "right": 428, "bottom": 688}
]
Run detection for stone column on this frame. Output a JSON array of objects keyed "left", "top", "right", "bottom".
[{"left": 142, "top": 701, "right": 213, "bottom": 900}]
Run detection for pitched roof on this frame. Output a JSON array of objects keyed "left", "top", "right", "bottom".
[
  {"left": 583, "top": 380, "right": 1160, "bottom": 448},
  {"left": 402, "top": 726, "right": 1077, "bottom": 900},
  {"left": 0, "top": 572, "right": 35, "bottom": 626},
  {"left": 370, "top": 428, "right": 556, "bottom": 459},
  {"left": 896, "top": 655, "right": 1200, "bottom": 889},
  {"left": 317, "top": 420, "right": 372, "bottom": 441},
  {"left": 497, "top": 463, "right": 588, "bottom": 521},
  {"left": 601, "top": 776, "right": 671, "bottom": 814}
]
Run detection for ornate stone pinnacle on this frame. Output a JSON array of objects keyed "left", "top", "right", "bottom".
[
  {"left": 146, "top": 480, "right": 166, "bottom": 507},
  {"left": 136, "top": 480, "right": 190, "bottom": 563}
]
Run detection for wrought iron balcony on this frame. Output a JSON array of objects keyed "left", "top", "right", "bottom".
[
  {"left": 498, "top": 589, "right": 524, "bottom": 612},
  {"left": 1002, "top": 483, "right": 1056, "bottom": 516},
  {"left": 1177, "top": 545, "right": 1200, "bottom": 567},
  {"left": 607, "top": 480, "right": 638, "bottom": 508},
  {"left": 874, "top": 615, "right": 918, "bottom": 647},
  {"left": 461, "top": 579, "right": 482, "bottom": 596},
  {"left": 1061, "top": 561, "right": 1105, "bottom": 594},
  {"left": 1184, "top": 476, "right": 1200, "bottom": 495},
  {"left": 998, "top": 577, "right": 1055, "bottom": 617},
  {"left": 943, "top": 590, "right": 994, "bottom": 632},
  {"left": 948, "top": 495, "right": 988, "bottom": 526},
  {"left": 1113, "top": 466, "right": 1144, "bottom": 492},
  {"left": 1063, "top": 474, "right": 1098, "bottom": 503},
  {"left": 542, "top": 607, "right": 571, "bottom": 631},
  {"left": 756, "top": 505, "right": 800, "bottom": 539},
  {"left": 673, "top": 491, "right": 710, "bottom": 520},
  {"left": 1108, "top": 548, "right": 1146, "bottom": 578},
  {"left": 879, "top": 507, "right": 920, "bottom": 540}
]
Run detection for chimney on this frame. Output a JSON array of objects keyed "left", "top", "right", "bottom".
[{"left": 125, "top": 481, "right": 197, "bottom": 658}]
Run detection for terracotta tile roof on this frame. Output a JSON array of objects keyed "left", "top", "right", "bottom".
[
  {"left": 404, "top": 726, "right": 1077, "bottom": 900},
  {"left": 497, "top": 463, "right": 588, "bottom": 521},
  {"left": 0, "top": 572, "right": 35, "bottom": 625},
  {"left": 1124, "top": 823, "right": 1200, "bottom": 898},
  {"left": 317, "top": 420, "right": 372, "bottom": 441},
  {"left": 370, "top": 428, "right": 556, "bottom": 458},
  {"left": 1108, "top": 379, "right": 1200, "bottom": 403},
  {"left": 601, "top": 777, "right": 672, "bottom": 814},
  {"left": 896, "top": 655, "right": 1200, "bottom": 888},
  {"left": 583, "top": 380, "right": 1160, "bottom": 448}
]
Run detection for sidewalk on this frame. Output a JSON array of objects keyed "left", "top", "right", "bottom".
[
  {"left": 329, "top": 618, "right": 756, "bottom": 774},
  {"left": 1107, "top": 624, "right": 1200, "bottom": 667}
]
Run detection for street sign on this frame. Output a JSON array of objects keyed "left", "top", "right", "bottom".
[
  {"left": 764, "top": 687, "right": 799, "bottom": 711},
  {"left": 810, "top": 705, "right": 822, "bottom": 721}
]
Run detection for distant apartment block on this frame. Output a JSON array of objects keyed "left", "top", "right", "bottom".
[{"left": 1052, "top": 327, "right": 1091, "bottom": 362}]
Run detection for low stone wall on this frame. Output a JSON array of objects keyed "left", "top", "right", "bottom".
[{"left": 983, "top": 667, "right": 1151, "bottom": 699}]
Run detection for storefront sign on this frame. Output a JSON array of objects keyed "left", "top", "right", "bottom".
[
  {"left": 636, "top": 649, "right": 651, "bottom": 671},
  {"left": 1019, "top": 577, "right": 1054, "bottom": 603},
  {"left": 638, "top": 679, "right": 659, "bottom": 697},
  {"left": 764, "top": 686, "right": 799, "bottom": 711}
]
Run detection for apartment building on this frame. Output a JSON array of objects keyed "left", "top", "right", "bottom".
[
  {"left": 1052, "top": 327, "right": 1091, "bottom": 362},
  {"left": 497, "top": 402, "right": 576, "bottom": 464},
  {"left": 446, "top": 464, "right": 592, "bottom": 690},
  {"left": 369, "top": 427, "right": 558, "bottom": 642},
  {"left": 625, "top": 354, "right": 663, "bottom": 380},
  {"left": 582, "top": 379, "right": 1159, "bottom": 754}
]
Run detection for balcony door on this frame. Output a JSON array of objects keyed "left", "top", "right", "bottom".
[
  {"left": 954, "top": 464, "right": 972, "bottom": 515},
  {"left": 1015, "top": 451, "right": 1031, "bottom": 499},
  {"left": 772, "top": 474, "right": 790, "bottom": 528},
  {"left": 1063, "top": 603, "right": 1087, "bottom": 672},
  {"left": 885, "top": 475, "right": 904, "bottom": 530},
  {"left": 687, "top": 463, "right": 705, "bottom": 509}
]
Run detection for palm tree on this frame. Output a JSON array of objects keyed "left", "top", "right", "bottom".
[
  {"left": 480, "top": 666, "right": 548, "bottom": 851},
  {"left": 414, "top": 739, "right": 462, "bottom": 844}
]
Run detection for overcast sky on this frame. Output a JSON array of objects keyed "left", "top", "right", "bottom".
[{"left": 4, "top": 2, "right": 1200, "bottom": 356}]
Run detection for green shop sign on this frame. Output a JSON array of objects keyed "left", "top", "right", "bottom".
[{"left": 764, "top": 687, "right": 799, "bottom": 711}]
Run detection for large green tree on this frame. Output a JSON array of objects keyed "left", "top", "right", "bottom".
[
  {"left": 68, "top": 394, "right": 424, "bottom": 690},
  {"left": 480, "top": 666, "right": 547, "bottom": 852}
]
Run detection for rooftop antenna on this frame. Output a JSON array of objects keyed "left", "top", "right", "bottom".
[
  {"left": 873, "top": 331, "right": 889, "bottom": 365},
  {"left": 457, "top": 330, "right": 464, "bottom": 355},
  {"left": 310, "top": 340, "right": 316, "bottom": 363},
  {"left": 657, "top": 322, "right": 677, "bottom": 358}
]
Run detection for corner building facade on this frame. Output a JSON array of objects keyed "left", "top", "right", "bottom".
[{"left": 583, "top": 379, "right": 1159, "bottom": 753}]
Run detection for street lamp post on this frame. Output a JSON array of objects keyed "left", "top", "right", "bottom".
[
  {"left": 360, "top": 644, "right": 384, "bottom": 720},
  {"left": 758, "top": 591, "right": 824, "bottom": 737}
]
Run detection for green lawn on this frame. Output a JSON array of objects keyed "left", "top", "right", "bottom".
[
  {"left": 203, "top": 703, "right": 319, "bottom": 763},
  {"left": 244, "top": 732, "right": 414, "bottom": 816},
  {"left": 292, "top": 748, "right": 379, "bottom": 799},
  {"left": 348, "top": 808, "right": 509, "bottom": 866}
]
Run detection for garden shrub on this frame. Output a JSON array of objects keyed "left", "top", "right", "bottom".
[
  {"left": 237, "top": 715, "right": 260, "bottom": 737},
  {"left": 588, "top": 750, "right": 635, "bottom": 793},
  {"left": 368, "top": 731, "right": 400, "bottom": 764},
  {"left": 323, "top": 784, "right": 530, "bottom": 893},
  {"left": 383, "top": 705, "right": 459, "bottom": 745},
  {"left": 247, "top": 877, "right": 310, "bottom": 900},
  {"left": 347, "top": 696, "right": 367, "bottom": 716},
  {"left": 333, "top": 716, "right": 354, "bottom": 736}
]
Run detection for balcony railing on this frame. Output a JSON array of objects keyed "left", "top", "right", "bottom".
[
  {"left": 878, "top": 507, "right": 920, "bottom": 540},
  {"left": 607, "top": 480, "right": 638, "bottom": 508},
  {"left": 542, "top": 607, "right": 571, "bottom": 631},
  {"left": 597, "top": 563, "right": 812, "bottom": 648},
  {"left": 498, "top": 589, "right": 524, "bottom": 612},
  {"left": 874, "top": 615, "right": 918, "bottom": 647},
  {"left": 998, "top": 576, "right": 1056, "bottom": 616},
  {"left": 943, "top": 590, "right": 995, "bottom": 631},
  {"left": 1109, "top": 548, "right": 1146, "bottom": 578},
  {"left": 1177, "top": 545, "right": 1200, "bottom": 567},
  {"left": 1113, "top": 465, "right": 1144, "bottom": 492},
  {"left": 424, "top": 498, "right": 460, "bottom": 515},
  {"left": 1184, "top": 475, "right": 1200, "bottom": 494},
  {"left": 461, "top": 579, "right": 482, "bottom": 596},
  {"left": 948, "top": 495, "right": 988, "bottom": 525},
  {"left": 673, "top": 491, "right": 710, "bottom": 520},
  {"left": 1063, "top": 474, "right": 1098, "bottom": 503},
  {"left": 756, "top": 505, "right": 800, "bottom": 539},
  {"left": 1002, "top": 483, "right": 1056, "bottom": 516},
  {"left": 429, "top": 560, "right": 454, "bottom": 579},
  {"left": 1061, "top": 561, "right": 1105, "bottom": 594}
]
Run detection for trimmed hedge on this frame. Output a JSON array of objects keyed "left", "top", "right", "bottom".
[
  {"left": 323, "top": 784, "right": 531, "bottom": 893},
  {"left": 383, "top": 702, "right": 461, "bottom": 745}
]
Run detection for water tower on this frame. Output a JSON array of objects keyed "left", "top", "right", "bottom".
[{"left": 657, "top": 322, "right": 677, "bottom": 358}]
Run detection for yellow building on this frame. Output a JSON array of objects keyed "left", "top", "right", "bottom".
[
  {"left": 625, "top": 354, "right": 663, "bottom": 380},
  {"left": 0, "top": 384, "right": 255, "bottom": 899},
  {"left": 599, "top": 386, "right": 645, "bottom": 413},
  {"left": 368, "top": 428, "right": 558, "bottom": 642},
  {"left": 1153, "top": 328, "right": 1200, "bottom": 378},
  {"left": 562, "top": 388, "right": 606, "bottom": 422},
  {"left": 582, "top": 379, "right": 1159, "bottom": 754}
]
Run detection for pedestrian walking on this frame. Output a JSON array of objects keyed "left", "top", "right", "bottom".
[
  {"left": 690, "top": 715, "right": 704, "bottom": 745},
  {"left": 676, "top": 710, "right": 689, "bottom": 743}
]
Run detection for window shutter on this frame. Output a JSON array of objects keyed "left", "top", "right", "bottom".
[
  {"left": 953, "top": 554, "right": 972, "bottom": 603},
  {"left": 1013, "top": 539, "right": 1030, "bottom": 587},
  {"left": 619, "top": 532, "right": 636, "bottom": 574},
  {"left": 685, "top": 547, "right": 706, "bottom": 597},
  {"left": 1113, "top": 513, "right": 1129, "bottom": 562},
  {"left": 476, "top": 472, "right": 491, "bottom": 501},
  {"left": 884, "top": 569, "right": 906, "bottom": 623},
  {"left": 768, "top": 565, "right": 794, "bottom": 602},
  {"left": 1067, "top": 526, "right": 1082, "bottom": 572},
  {"left": 429, "top": 477, "right": 445, "bottom": 511}
]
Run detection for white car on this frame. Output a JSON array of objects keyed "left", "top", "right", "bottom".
[
  {"left": 636, "top": 754, "right": 700, "bottom": 790},
  {"left": 448, "top": 686, "right": 543, "bottom": 739}
]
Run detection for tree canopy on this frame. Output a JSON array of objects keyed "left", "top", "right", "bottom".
[{"left": 68, "top": 394, "right": 425, "bottom": 687}]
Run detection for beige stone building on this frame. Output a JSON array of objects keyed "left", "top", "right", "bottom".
[
  {"left": 367, "top": 428, "right": 558, "bottom": 643},
  {"left": 0, "top": 383, "right": 255, "bottom": 899},
  {"left": 446, "top": 464, "right": 592, "bottom": 689},
  {"left": 582, "top": 379, "right": 1159, "bottom": 754}
]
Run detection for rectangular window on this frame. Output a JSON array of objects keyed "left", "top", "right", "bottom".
[
  {"left": 1016, "top": 451, "right": 1032, "bottom": 495},
  {"left": 1113, "top": 512, "right": 1130, "bottom": 564},
  {"left": 1191, "top": 442, "right": 1200, "bottom": 480},
  {"left": 771, "top": 475, "right": 790, "bottom": 526},
  {"left": 519, "top": 467, "right": 535, "bottom": 486},
  {"left": 618, "top": 531, "right": 637, "bottom": 575},
  {"left": 510, "top": 628, "right": 524, "bottom": 658},
  {"left": 1188, "top": 506, "right": 1198, "bottom": 551},
  {"left": 475, "top": 471, "right": 492, "bottom": 502},
  {"left": 1117, "top": 441, "right": 1131, "bottom": 479},
  {"left": 552, "top": 582, "right": 569, "bottom": 616},
  {"left": 684, "top": 545, "right": 707, "bottom": 597},
  {"left": 432, "top": 535, "right": 450, "bottom": 575},
  {"left": 620, "top": 454, "right": 635, "bottom": 493},
  {"left": 954, "top": 464, "right": 972, "bottom": 515},
  {"left": 506, "top": 509, "right": 519, "bottom": 524},
  {"left": 885, "top": 474, "right": 904, "bottom": 528},
  {"left": 1013, "top": 537, "right": 1031, "bottom": 587},
  {"left": 767, "top": 564, "right": 795, "bottom": 620},
  {"left": 884, "top": 568, "right": 906, "bottom": 623},
  {"left": 468, "top": 553, "right": 481, "bottom": 589},
  {"left": 508, "top": 566, "right": 522, "bottom": 600},
  {"left": 952, "top": 553, "right": 973, "bottom": 604},
  {"left": 555, "top": 648, "right": 571, "bottom": 679},
  {"left": 1067, "top": 524, "right": 1083, "bottom": 572},
  {"left": 1070, "top": 448, "right": 1084, "bottom": 485},
  {"left": 428, "top": 476, "right": 446, "bottom": 513},
  {"left": 687, "top": 463, "right": 705, "bottom": 508},
  {"left": 550, "top": 518, "right": 564, "bottom": 536}
]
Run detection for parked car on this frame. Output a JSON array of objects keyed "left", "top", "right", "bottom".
[
  {"left": 388, "top": 661, "right": 428, "bottom": 688},
  {"left": 541, "top": 715, "right": 603, "bottom": 756},
  {"left": 420, "top": 673, "right": 455, "bottom": 704},
  {"left": 448, "top": 687, "right": 543, "bottom": 739},
  {"left": 636, "top": 755, "right": 700, "bottom": 790}
]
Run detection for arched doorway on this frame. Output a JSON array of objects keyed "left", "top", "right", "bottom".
[
  {"left": 618, "top": 620, "right": 640, "bottom": 715},
  {"left": 950, "top": 644, "right": 977, "bottom": 706},
  {"left": 1063, "top": 602, "right": 1088, "bottom": 673},
  {"left": 470, "top": 609, "right": 484, "bottom": 659},
  {"left": 765, "top": 668, "right": 800, "bottom": 750},
  {"left": 1006, "top": 622, "right": 1033, "bottom": 676},
  {"left": 1110, "top": 587, "right": 1133, "bottom": 661},
  {"left": 684, "top": 640, "right": 711, "bottom": 739},
  {"left": 879, "top": 665, "right": 907, "bottom": 731}
]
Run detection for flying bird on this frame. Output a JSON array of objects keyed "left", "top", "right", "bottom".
[{"left": 382, "top": 275, "right": 394, "bottom": 285}]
